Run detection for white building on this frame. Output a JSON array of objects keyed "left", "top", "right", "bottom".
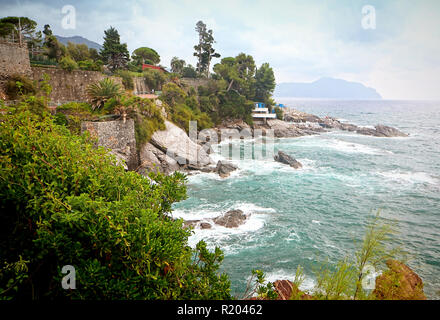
[{"left": 252, "top": 102, "right": 276, "bottom": 123}]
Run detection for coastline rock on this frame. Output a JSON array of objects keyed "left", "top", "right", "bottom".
[
  {"left": 274, "top": 151, "right": 303, "bottom": 169},
  {"left": 265, "top": 119, "right": 306, "bottom": 138},
  {"left": 183, "top": 220, "right": 212, "bottom": 229},
  {"left": 283, "top": 109, "right": 321, "bottom": 123},
  {"left": 139, "top": 142, "right": 180, "bottom": 174},
  {"left": 273, "top": 280, "right": 313, "bottom": 300},
  {"left": 213, "top": 209, "right": 248, "bottom": 228},
  {"left": 150, "top": 120, "right": 213, "bottom": 167},
  {"left": 373, "top": 260, "right": 426, "bottom": 300},
  {"left": 356, "top": 125, "right": 408, "bottom": 137},
  {"left": 215, "top": 160, "right": 238, "bottom": 178}
]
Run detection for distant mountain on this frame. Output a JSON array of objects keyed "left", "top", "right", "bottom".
[
  {"left": 275, "top": 77, "right": 382, "bottom": 99},
  {"left": 55, "top": 35, "right": 102, "bottom": 51}
]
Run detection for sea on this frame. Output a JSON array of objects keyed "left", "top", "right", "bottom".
[{"left": 172, "top": 99, "right": 440, "bottom": 299}]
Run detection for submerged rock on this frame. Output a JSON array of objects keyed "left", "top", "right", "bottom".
[
  {"left": 213, "top": 209, "right": 248, "bottom": 228},
  {"left": 356, "top": 125, "right": 408, "bottom": 137},
  {"left": 274, "top": 151, "right": 303, "bottom": 169},
  {"left": 215, "top": 160, "right": 238, "bottom": 178},
  {"left": 373, "top": 260, "right": 426, "bottom": 300},
  {"left": 183, "top": 220, "right": 212, "bottom": 229}
]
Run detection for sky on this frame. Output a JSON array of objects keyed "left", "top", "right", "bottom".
[{"left": 1, "top": 0, "right": 440, "bottom": 100}]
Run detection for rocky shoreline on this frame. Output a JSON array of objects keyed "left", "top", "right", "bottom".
[{"left": 136, "top": 107, "right": 408, "bottom": 178}]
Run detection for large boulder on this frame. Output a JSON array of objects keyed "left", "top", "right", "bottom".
[
  {"left": 265, "top": 119, "right": 305, "bottom": 138},
  {"left": 274, "top": 151, "right": 302, "bottom": 169},
  {"left": 150, "top": 120, "right": 213, "bottom": 167},
  {"left": 355, "top": 124, "right": 407, "bottom": 137},
  {"left": 183, "top": 220, "right": 212, "bottom": 229},
  {"left": 215, "top": 160, "right": 238, "bottom": 178},
  {"left": 373, "top": 260, "right": 426, "bottom": 300},
  {"left": 214, "top": 209, "right": 248, "bottom": 228},
  {"left": 273, "top": 280, "right": 313, "bottom": 300},
  {"left": 139, "top": 142, "right": 180, "bottom": 175}
]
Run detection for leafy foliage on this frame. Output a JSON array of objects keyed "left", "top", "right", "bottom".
[
  {"left": 132, "top": 47, "right": 160, "bottom": 66},
  {"left": 161, "top": 83, "right": 213, "bottom": 131},
  {"left": 100, "top": 26, "right": 130, "bottom": 72},
  {"left": 5, "top": 74, "right": 38, "bottom": 100},
  {"left": 0, "top": 110, "right": 231, "bottom": 300},
  {"left": 59, "top": 56, "right": 78, "bottom": 72},
  {"left": 142, "top": 69, "right": 167, "bottom": 91},
  {"left": 193, "top": 21, "right": 220, "bottom": 78},
  {"left": 87, "top": 78, "right": 123, "bottom": 110}
]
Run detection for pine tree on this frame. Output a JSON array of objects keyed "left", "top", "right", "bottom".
[
  {"left": 193, "top": 21, "right": 220, "bottom": 78},
  {"left": 100, "top": 26, "right": 129, "bottom": 72}
]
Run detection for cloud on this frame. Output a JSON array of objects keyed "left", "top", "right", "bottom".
[{"left": 1, "top": 0, "right": 439, "bottom": 99}]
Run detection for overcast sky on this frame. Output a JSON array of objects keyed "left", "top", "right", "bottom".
[{"left": 1, "top": 0, "right": 440, "bottom": 99}]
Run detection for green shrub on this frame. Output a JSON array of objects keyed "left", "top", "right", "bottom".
[
  {"left": 115, "top": 70, "right": 134, "bottom": 91},
  {"left": 142, "top": 69, "right": 167, "bottom": 91},
  {"left": 59, "top": 56, "right": 78, "bottom": 72},
  {"left": 5, "top": 74, "right": 37, "bottom": 100},
  {"left": 87, "top": 78, "right": 123, "bottom": 110},
  {"left": 56, "top": 102, "right": 96, "bottom": 135},
  {"left": 78, "top": 59, "right": 103, "bottom": 72},
  {"left": 274, "top": 106, "right": 283, "bottom": 120},
  {"left": 0, "top": 111, "right": 231, "bottom": 299}
]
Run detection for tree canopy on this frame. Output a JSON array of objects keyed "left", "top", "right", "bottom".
[
  {"left": 170, "top": 57, "right": 186, "bottom": 75},
  {"left": 132, "top": 47, "right": 160, "bottom": 66},
  {"left": 100, "top": 26, "right": 130, "bottom": 72},
  {"left": 193, "top": 20, "right": 220, "bottom": 78},
  {"left": 0, "top": 16, "right": 37, "bottom": 43}
]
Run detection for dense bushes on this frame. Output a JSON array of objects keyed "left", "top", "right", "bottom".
[
  {"left": 5, "top": 74, "right": 38, "bottom": 100},
  {"left": 102, "top": 95, "right": 166, "bottom": 149},
  {"left": 161, "top": 83, "right": 213, "bottom": 131},
  {"left": 0, "top": 110, "right": 231, "bottom": 299},
  {"left": 59, "top": 56, "right": 78, "bottom": 72}
]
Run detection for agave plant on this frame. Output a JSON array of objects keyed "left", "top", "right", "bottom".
[{"left": 87, "top": 78, "right": 123, "bottom": 110}]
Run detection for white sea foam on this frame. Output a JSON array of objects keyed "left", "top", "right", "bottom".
[
  {"left": 173, "top": 202, "right": 275, "bottom": 249},
  {"left": 326, "top": 139, "right": 384, "bottom": 155},
  {"left": 376, "top": 170, "right": 438, "bottom": 185}
]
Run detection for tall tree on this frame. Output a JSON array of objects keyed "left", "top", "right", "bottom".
[
  {"left": 254, "top": 63, "right": 276, "bottom": 103},
  {"left": 43, "top": 34, "right": 66, "bottom": 62},
  {"left": 132, "top": 47, "right": 160, "bottom": 65},
  {"left": 66, "top": 42, "right": 90, "bottom": 62},
  {"left": 213, "top": 53, "right": 256, "bottom": 99},
  {"left": 100, "top": 26, "right": 130, "bottom": 72},
  {"left": 0, "top": 17, "right": 37, "bottom": 44},
  {"left": 193, "top": 20, "right": 220, "bottom": 78},
  {"left": 170, "top": 57, "right": 186, "bottom": 75}
]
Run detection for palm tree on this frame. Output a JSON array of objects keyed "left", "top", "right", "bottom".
[{"left": 87, "top": 78, "right": 122, "bottom": 110}]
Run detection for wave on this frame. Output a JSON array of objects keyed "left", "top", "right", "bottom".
[
  {"left": 376, "top": 170, "right": 438, "bottom": 185},
  {"left": 172, "top": 202, "right": 275, "bottom": 249}
]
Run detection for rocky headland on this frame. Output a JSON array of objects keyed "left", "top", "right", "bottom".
[{"left": 85, "top": 103, "right": 408, "bottom": 181}]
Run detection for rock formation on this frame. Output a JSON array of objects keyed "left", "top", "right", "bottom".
[
  {"left": 214, "top": 160, "right": 238, "bottom": 178},
  {"left": 373, "top": 260, "right": 426, "bottom": 300},
  {"left": 150, "top": 120, "right": 213, "bottom": 167},
  {"left": 356, "top": 125, "right": 408, "bottom": 137},
  {"left": 272, "top": 280, "right": 313, "bottom": 300},
  {"left": 274, "top": 151, "right": 303, "bottom": 169},
  {"left": 318, "top": 116, "right": 408, "bottom": 137},
  {"left": 213, "top": 209, "right": 248, "bottom": 228}
]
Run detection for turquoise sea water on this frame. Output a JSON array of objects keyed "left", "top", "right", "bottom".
[{"left": 172, "top": 100, "right": 440, "bottom": 299}]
